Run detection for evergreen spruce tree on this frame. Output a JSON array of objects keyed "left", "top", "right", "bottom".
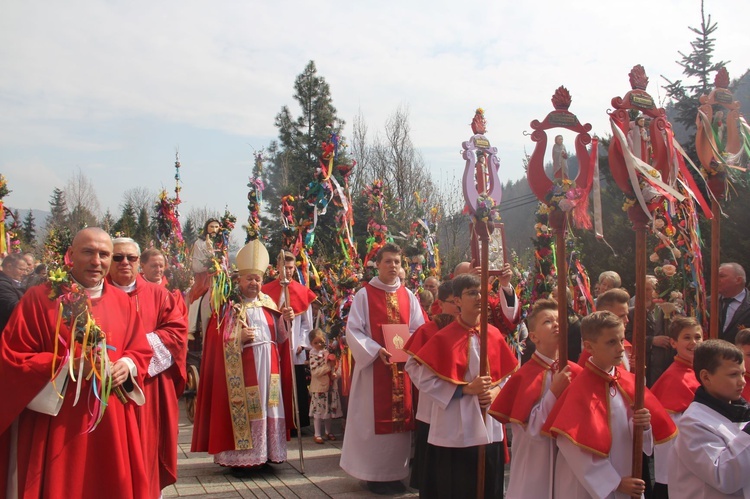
[
  {"left": 100, "top": 209, "right": 116, "bottom": 234},
  {"left": 21, "top": 210, "right": 36, "bottom": 248},
  {"left": 113, "top": 202, "right": 138, "bottom": 237},
  {"left": 134, "top": 206, "right": 152, "bottom": 248},
  {"left": 182, "top": 218, "right": 197, "bottom": 248},
  {"left": 662, "top": 1, "right": 728, "bottom": 156},
  {"left": 46, "top": 187, "right": 69, "bottom": 232}
]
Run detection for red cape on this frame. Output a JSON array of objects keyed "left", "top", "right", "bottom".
[
  {"left": 109, "top": 274, "right": 189, "bottom": 491},
  {"left": 412, "top": 318, "right": 518, "bottom": 386},
  {"left": 404, "top": 320, "right": 442, "bottom": 357},
  {"left": 0, "top": 282, "right": 151, "bottom": 498},
  {"left": 489, "top": 353, "right": 582, "bottom": 426},
  {"left": 542, "top": 361, "right": 677, "bottom": 457},
  {"left": 650, "top": 356, "right": 699, "bottom": 414},
  {"left": 262, "top": 279, "right": 317, "bottom": 315}
]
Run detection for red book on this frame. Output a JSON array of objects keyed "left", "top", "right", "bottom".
[{"left": 381, "top": 323, "right": 411, "bottom": 363}]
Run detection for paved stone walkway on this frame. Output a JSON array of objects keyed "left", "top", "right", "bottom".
[{"left": 163, "top": 401, "right": 418, "bottom": 498}]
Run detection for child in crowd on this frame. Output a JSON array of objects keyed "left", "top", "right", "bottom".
[
  {"left": 543, "top": 311, "right": 676, "bottom": 498},
  {"left": 577, "top": 288, "right": 633, "bottom": 371},
  {"left": 308, "top": 328, "right": 342, "bottom": 444},
  {"left": 404, "top": 280, "right": 457, "bottom": 493},
  {"left": 489, "top": 299, "right": 582, "bottom": 499},
  {"left": 411, "top": 273, "right": 518, "bottom": 498},
  {"left": 735, "top": 329, "right": 750, "bottom": 400},
  {"left": 668, "top": 340, "right": 750, "bottom": 498},
  {"left": 650, "top": 316, "right": 703, "bottom": 497}
]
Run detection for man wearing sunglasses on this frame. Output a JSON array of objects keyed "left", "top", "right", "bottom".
[{"left": 107, "top": 237, "right": 189, "bottom": 498}]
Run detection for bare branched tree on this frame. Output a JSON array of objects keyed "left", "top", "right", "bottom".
[
  {"left": 64, "top": 168, "right": 101, "bottom": 230},
  {"left": 349, "top": 109, "right": 372, "bottom": 195},
  {"left": 186, "top": 206, "right": 221, "bottom": 235},
  {"left": 122, "top": 187, "right": 158, "bottom": 214}
]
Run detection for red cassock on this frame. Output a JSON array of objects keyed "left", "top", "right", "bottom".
[
  {"left": 650, "top": 356, "right": 700, "bottom": 414},
  {"left": 489, "top": 354, "right": 583, "bottom": 426},
  {"left": 542, "top": 361, "right": 677, "bottom": 456},
  {"left": 0, "top": 282, "right": 151, "bottom": 499},
  {"left": 110, "top": 275, "right": 188, "bottom": 495}
]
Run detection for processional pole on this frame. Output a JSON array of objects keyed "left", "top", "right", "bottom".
[
  {"left": 607, "top": 65, "right": 685, "bottom": 479},
  {"left": 277, "top": 251, "right": 305, "bottom": 473},
  {"left": 462, "top": 109, "right": 503, "bottom": 499},
  {"left": 527, "top": 86, "right": 594, "bottom": 364},
  {"left": 695, "top": 68, "right": 746, "bottom": 339}
]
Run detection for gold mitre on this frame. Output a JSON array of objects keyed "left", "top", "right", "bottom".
[{"left": 236, "top": 239, "right": 269, "bottom": 276}]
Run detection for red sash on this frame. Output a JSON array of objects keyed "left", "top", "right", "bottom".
[
  {"left": 542, "top": 361, "right": 677, "bottom": 456},
  {"left": 365, "top": 283, "right": 415, "bottom": 434},
  {"left": 489, "top": 353, "right": 582, "bottom": 426},
  {"left": 650, "top": 356, "right": 699, "bottom": 413}
]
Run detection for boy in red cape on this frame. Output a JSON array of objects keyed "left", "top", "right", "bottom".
[
  {"left": 411, "top": 273, "right": 517, "bottom": 499},
  {"left": 404, "top": 280, "right": 458, "bottom": 493},
  {"left": 650, "top": 316, "right": 703, "bottom": 497},
  {"left": 489, "top": 298, "right": 582, "bottom": 499},
  {"left": 542, "top": 311, "right": 676, "bottom": 498}
]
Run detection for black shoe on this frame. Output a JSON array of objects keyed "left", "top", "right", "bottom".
[
  {"left": 230, "top": 467, "right": 254, "bottom": 478},
  {"left": 387, "top": 481, "right": 406, "bottom": 494},
  {"left": 366, "top": 481, "right": 392, "bottom": 495}
]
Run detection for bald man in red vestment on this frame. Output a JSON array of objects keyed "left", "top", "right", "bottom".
[{"left": 0, "top": 227, "right": 151, "bottom": 499}]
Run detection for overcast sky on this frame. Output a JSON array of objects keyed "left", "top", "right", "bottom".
[{"left": 2, "top": 0, "right": 748, "bottom": 235}]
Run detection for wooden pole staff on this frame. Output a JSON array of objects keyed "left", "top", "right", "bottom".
[
  {"left": 554, "top": 224, "right": 568, "bottom": 364},
  {"left": 476, "top": 220, "right": 490, "bottom": 499},
  {"left": 630, "top": 211, "right": 649, "bottom": 479},
  {"left": 710, "top": 198, "right": 720, "bottom": 339},
  {"left": 277, "top": 251, "right": 305, "bottom": 474}
]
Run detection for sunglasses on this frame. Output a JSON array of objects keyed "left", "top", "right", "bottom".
[{"left": 113, "top": 255, "right": 139, "bottom": 263}]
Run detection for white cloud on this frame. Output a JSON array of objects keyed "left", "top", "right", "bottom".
[{"left": 1, "top": 0, "right": 748, "bottom": 219}]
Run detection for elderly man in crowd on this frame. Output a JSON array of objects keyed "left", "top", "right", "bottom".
[
  {"left": 107, "top": 237, "right": 188, "bottom": 498},
  {"left": 0, "top": 253, "right": 29, "bottom": 333}
]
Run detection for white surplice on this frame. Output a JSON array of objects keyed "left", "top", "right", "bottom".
[
  {"left": 420, "top": 334, "right": 504, "bottom": 448},
  {"left": 339, "top": 278, "right": 424, "bottom": 482},
  {"left": 653, "top": 412, "right": 682, "bottom": 485},
  {"left": 277, "top": 292, "right": 313, "bottom": 365},
  {"left": 506, "top": 351, "right": 558, "bottom": 499},
  {"left": 554, "top": 365, "right": 654, "bottom": 499},
  {"left": 668, "top": 401, "right": 750, "bottom": 499}
]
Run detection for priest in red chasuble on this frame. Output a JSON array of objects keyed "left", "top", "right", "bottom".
[
  {"left": 108, "top": 237, "right": 188, "bottom": 497},
  {"left": 191, "top": 239, "right": 295, "bottom": 472},
  {"left": 261, "top": 251, "right": 317, "bottom": 429},
  {"left": 0, "top": 227, "right": 151, "bottom": 499},
  {"left": 339, "top": 243, "right": 425, "bottom": 495}
]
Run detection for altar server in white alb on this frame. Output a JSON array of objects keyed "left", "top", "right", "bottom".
[
  {"left": 339, "top": 243, "right": 424, "bottom": 496},
  {"left": 669, "top": 339, "right": 750, "bottom": 498}
]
